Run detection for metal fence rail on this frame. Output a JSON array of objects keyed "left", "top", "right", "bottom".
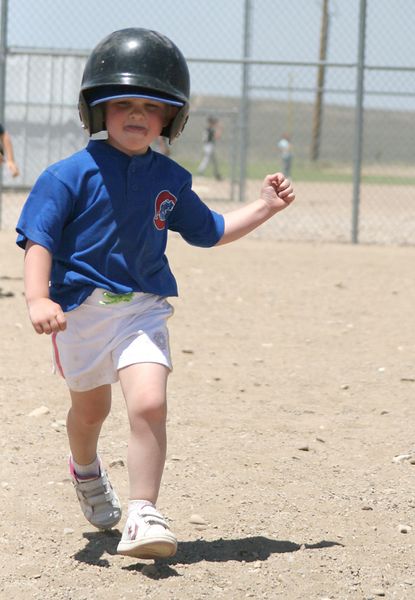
[{"left": 0, "top": 0, "right": 414, "bottom": 245}]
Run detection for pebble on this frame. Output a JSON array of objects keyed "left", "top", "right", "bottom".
[
  {"left": 189, "top": 514, "right": 208, "bottom": 525},
  {"left": 370, "top": 589, "right": 386, "bottom": 597},
  {"left": 398, "top": 524, "right": 411, "bottom": 534},
  {"left": 28, "top": 405, "right": 50, "bottom": 417},
  {"left": 392, "top": 454, "right": 412, "bottom": 463},
  {"left": 109, "top": 459, "right": 125, "bottom": 467},
  {"left": 298, "top": 444, "right": 310, "bottom": 451},
  {"left": 63, "top": 528, "right": 74, "bottom": 535},
  {"left": 51, "top": 420, "right": 66, "bottom": 431}
]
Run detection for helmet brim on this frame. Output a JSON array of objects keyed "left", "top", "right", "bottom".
[{"left": 90, "top": 92, "right": 184, "bottom": 108}]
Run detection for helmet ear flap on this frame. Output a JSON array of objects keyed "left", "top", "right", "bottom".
[
  {"left": 78, "top": 92, "right": 106, "bottom": 135},
  {"left": 89, "top": 105, "right": 106, "bottom": 135},
  {"left": 78, "top": 94, "right": 90, "bottom": 131},
  {"left": 163, "top": 104, "right": 189, "bottom": 143}
]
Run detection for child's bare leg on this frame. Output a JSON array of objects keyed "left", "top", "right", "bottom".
[
  {"left": 66, "top": 384, "right": 121, "bottom": 529},
  {"left": 67, "top": 385, "right": 112, "bottom": 465},
  {"left": 118, "top": 362, "right": 169, "bottom": 503},
  {"left": 117, "top": 363, "right": 176, "bottom": 558}
]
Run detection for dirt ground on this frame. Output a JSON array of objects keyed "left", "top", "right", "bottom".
[
  {"left": 2, "top": 178, "right": 415, "bottom": 246},
  {"left": 1, "top": 226, "right": 415, "bottom": 600}
]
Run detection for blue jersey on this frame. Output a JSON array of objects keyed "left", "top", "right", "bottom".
[{"left": 16, "top": 140, "right": 224, "bottom": 311}]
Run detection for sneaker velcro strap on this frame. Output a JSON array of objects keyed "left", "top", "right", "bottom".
[
  {"left": 140, "top": 508, "right": 168, "bottom": 528},
  {"left": 77, "top": 479, "right": 111, "bottom": 506}
]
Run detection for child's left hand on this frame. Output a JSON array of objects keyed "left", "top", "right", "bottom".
[{"left": 260, "top": 172, "right": 295, "bottom": 212}]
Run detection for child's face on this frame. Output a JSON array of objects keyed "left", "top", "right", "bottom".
[{"left": 105, "top": 97, "right": 172, "bottom": 156}]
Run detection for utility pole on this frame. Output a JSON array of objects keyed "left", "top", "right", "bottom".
[{"left": 310, "top": 0, "right": 329, "bottom": 161}]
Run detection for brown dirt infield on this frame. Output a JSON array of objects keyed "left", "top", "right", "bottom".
[{"left": 0, "top": 215, "right": 414, "bottom": 599}]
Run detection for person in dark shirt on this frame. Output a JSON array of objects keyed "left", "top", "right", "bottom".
[{"left": 197, "top": 115, "right": 223, "bottom": 180}]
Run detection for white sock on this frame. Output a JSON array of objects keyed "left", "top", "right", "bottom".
[
  {"left": 128, "top": 499, "right": 154, "bottom": 515},
  {"left": 72, "top": 456, "right": 100, "bottom": 480}
]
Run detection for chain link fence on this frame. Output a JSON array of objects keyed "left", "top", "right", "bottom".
[{"left": 0, "top": 0, "right": 414, "bottom": 244}]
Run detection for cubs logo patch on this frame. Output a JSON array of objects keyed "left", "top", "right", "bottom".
[{"left": 153, "top": 190, "right": 177, "bottom": 230}]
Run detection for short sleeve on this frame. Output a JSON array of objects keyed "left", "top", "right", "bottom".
[
  {"left": 16, "top": 170, "right": 74, "bottom": 252},
  {"left": 168, "top": 183, "right": 224, "bottom": 247}
]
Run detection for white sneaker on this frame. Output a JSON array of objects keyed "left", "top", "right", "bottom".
[
  {"left": 117, "top": 505, "right": 177, "bottom": 559},
  {"left": 69, "top": 456, "right": 122, "bottom": 530}
]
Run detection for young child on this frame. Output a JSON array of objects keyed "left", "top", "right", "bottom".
[{"left": 16, "top": 28, "right": 295, "bottom": 560}]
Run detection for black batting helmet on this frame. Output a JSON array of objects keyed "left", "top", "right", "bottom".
[{"left": 78, "top": 28, "right": 190, "bottom": 143}]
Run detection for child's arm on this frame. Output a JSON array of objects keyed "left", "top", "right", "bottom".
[
  {"left": 216, "top": 172, "right": 295, "bottom": 245},
  {"left": 1, "top": 131, "right": 20, "bottom": 177},
  {"left": 24, "top": 241, "right": 66, "bottom": 335}
]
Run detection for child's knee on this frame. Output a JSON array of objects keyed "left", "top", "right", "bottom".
[
  {"left": 69, "top": 401, "right": 111, "bottom": 427},
  {"left": 128, "top": 393, "right": 167, "bottom": 425}
]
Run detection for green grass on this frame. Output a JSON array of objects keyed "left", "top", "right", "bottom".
[
  {"left": 179, "top": 159, "right": 415, "bottom": 186},
  {"left": 360, "top": 175, "right": 415, "bottom": 185},
  {"left": 292, "top": 170, "right": 415, "bottom": 185},
  {"left": 247, "top": 162, "right": 415, "bottom": 185}
]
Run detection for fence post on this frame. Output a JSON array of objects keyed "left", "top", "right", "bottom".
[
  {"left": 351, "top": 0, "right": 367, "bottom": 244},
  {"left": 0, "top": 0, "right": 9, "bottom": 229},
  {"left": 310, "top": 0, "right": 330, "bottom": 162},
  {"left": 238, "top": 0, "right": 252, "bottom": 203}
]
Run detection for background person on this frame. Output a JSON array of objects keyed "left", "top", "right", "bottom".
[
  {"left": 196, "top": 115, "right": 223, "bottom": 180},
  {"left": 277, "top": 132, "right": 293, "bottom": 178},
  {"left": 0, "top": 123, "right": 20, "bottom": 177}
]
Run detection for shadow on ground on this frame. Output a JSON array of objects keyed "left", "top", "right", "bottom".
[{"left": 73, "top": 531, "right": 343, "bottom": 577}]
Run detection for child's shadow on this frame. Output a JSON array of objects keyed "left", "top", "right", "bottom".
[
  {"left": 73, "top": 530, "right": 121, "bottom": 567},
  {"left": 167, "top": 537, "right": 342, "bottom": 565},
  {"left": 73, "top": 531, "right": 343, "bottom": 576}
]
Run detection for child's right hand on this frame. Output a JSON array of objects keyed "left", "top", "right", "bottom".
[{"left": 27, "top": 297, "right": 67, "bottom": 335}]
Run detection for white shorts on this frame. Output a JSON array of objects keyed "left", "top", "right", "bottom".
[{"left": 52, "top": 289, "right": 174, "bottom": 392}]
